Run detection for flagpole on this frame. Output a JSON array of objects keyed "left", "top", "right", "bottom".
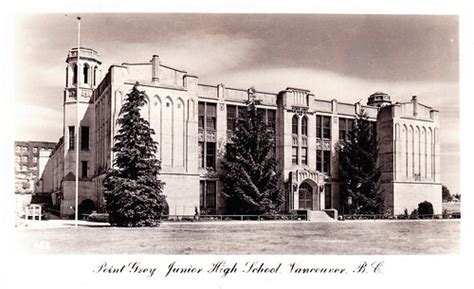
[{"left": 75, "top": 16, "right": 81, "bottom": 228}]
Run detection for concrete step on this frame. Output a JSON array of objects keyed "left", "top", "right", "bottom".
[{"left": 307, "top": 210, "right": 336, "bottom": 222}]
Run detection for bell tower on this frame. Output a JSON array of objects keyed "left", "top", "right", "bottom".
[{"left": 60, "top": 47, "right": 101, "bottom": 216}]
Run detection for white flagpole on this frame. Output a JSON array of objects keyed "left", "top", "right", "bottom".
[{"left": 75, "top": 16, "right": 81, "bottom": 228}]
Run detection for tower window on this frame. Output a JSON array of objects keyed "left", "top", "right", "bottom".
[
  {"left": 72, "top": 64, "right": 77, "bottom": 85},
  {"left": 83, "top": 64, "right": 90, "bottom": 84}
]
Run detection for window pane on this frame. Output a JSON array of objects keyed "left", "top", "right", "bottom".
[
  {"left": 227, "top": 105, "right": 236, "bottom": 131},
  {"left": 292, "top": 115, "right": 298, "bottom": 135},
  {"left": 316, "top": 150, "right": 322, "bottom": 172},
  {"left": 323, "top": 151, "right": 331, "bottom": 174},
  {"left": 198, "top": 142, "right": 204, "bottom": 168},
  {"left": 198, "top": 102, "right": 205, "bottom": 129},
  {"left": 302, "top": 117, "right": 308, "bottom": 136},
  {"left": 323, "top": 116, "right": 331, "bottom": 139},
  {"left": 339, "top": 118, "right": 346, "bottom": 141},
  {"left": 325, "top": 184, "right": 332, "bottom": 209},
  {"left": 292, "top": 147, "right": 298, "bottom": 165},
  {"left": 205, "top": 181, "right": 217, "bottom": 211},
  {"left": 267, "top": 110, "right": 276, "bottom": 130},
  {"left": 301, "top": 147, "right": 308, "bottom": 165},
  {"left": 206, "top": 142, "right": 216, "bottom": 169},
  {"left": 206, "top": 103, "right": 217, "bottom": 130},
  {"left": 199, "top": 181, "right": 205, "bottom": 211},
  {"left": 316, "top": 115, "right": 322, "bottom": 138},
  {"left": 81, "top": 161, "right": 88, "bottom": 178}
]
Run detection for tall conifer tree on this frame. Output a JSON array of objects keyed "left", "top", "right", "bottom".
[
  {"left": 222, "top": 92, "right": 284, "bottom": 215},
  {"left": 103, "top": 84, "right": 168, "bottom": 227},
  {"left": 339, "top": 109, "right": 384, "bottom": 215}
]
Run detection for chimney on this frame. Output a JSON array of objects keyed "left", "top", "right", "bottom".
[
  {"left": 151, "top": 55, "right": 160, "bottom": 84},
  {"left": 412, "top": 95, "right": 418, "bottom": 117}
]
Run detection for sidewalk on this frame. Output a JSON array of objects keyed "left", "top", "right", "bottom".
[{"left": 16, "top": 219, "right": 111, "bottom": 230}]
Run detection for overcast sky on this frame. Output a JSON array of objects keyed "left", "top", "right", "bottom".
[{"left": 14, "top": 13, "right": 459, "bottom": 194}]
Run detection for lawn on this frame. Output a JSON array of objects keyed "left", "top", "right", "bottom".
[{"left": 14, "top": 220, "right": 459, "bottom": 255}]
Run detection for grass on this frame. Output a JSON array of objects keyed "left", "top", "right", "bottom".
[{"left": 14, "top": 220, "right": 459, "bottom": 255}]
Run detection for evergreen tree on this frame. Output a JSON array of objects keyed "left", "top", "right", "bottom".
[
  {"left": 103, "top": 84, "right": 168, "bottom": 227},
  {"left": 221, "top": 95, "right": 284, "bottom": 215},
  {"left": 339, "top": 109, "right": 383, "bottom": 215}
]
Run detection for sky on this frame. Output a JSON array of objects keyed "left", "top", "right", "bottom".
[{"left": 13, "top": 13, "right": 459, "bottom": 194}]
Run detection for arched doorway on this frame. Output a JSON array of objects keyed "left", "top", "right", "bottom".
[{"left": 298, "top": 182, "right": 313, "bottom": 209}]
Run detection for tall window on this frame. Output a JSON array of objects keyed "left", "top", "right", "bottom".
[
  {"left": 206, "top": 103, "right": 217, "bottom": 130},
  {"left": 83, "top": 64, "right": 89, "bottom": 84},
  {"left": 206, "top": 142, "right": 216, "bottom": 169},
  {"left": 316, "top": 150, "right": 331, "bottom": 174},
  {"left": 339, "top": 118, "right": 354, "bottom": 142},
  {"left": 198, "top": 102, "right": 205, "bottom": 129},
  {"left": 292, "top": 115, "right": 298, "bottom": 135},
  {"left": 93, "top": 66, "right": 98, "bottom": 86},
  {"left": 68, "top": 126, "right": 75, "bottom": 150},
  {"left": 198, "top": 141, "right": 216, "bottom": 169},
  {"left": 301, "top": 116, "right": 308, "bottom": 136},
  {"left": 292, "top": 115, "right": 299, "bottom": 165},
  {"left": 267, "top": 110, "right": 276, "bottom": 131},
  {"left": 72, "top": 64, "right": 77, "bottom": 85},
  {"left": 81, "top": 126, "right": 89, "bottom": 150},
  {"left": 324, "top": 184, "right": 332, "bottom": 209},
  {"left": 81, "top": 161, "right": 88, "bottom": 178},
  {"left": 292, "top": 147, "right": 298, "bottom": 165},
  {"left": 301, "top": 147, "right": 308, "bottom": 165},
  {"left": 323, "top": 116, "right": 331, "bottom": 139},
  {"left": 200, "top": 181, "right": 216, "bottom": 214},
  {"left": 316, "top": 115, "right": 331, "bottom": 139},
  {"left": 227, "top": 105, "right": 237, "bottom": 131}
]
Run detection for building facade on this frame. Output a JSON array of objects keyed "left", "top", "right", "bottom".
[
  {"left": 14, "top": 141, "right": 56, "bottom": 194},
  {"left": 37, "top": 47, "right": 442, "bottom": 217}
]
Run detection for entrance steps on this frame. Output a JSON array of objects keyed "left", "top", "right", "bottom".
[{"left": 307, "top": 210, "right": 336, "bottom": 222}]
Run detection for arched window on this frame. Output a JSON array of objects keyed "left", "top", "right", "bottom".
[
  {"left": 83, "top": 63, "right": 90, "bottom": 84},
  {"left": 93, "top": 66, "right": 98, "bottom": 86},
  {"left": 301, "top": 116, "right": 308, "bottom": 136},
  {"left": 72, "top": 64, "right": 77, "bottom": 85},
  {"left": 292, "top": 115, "right": 298, "bottom": 135}
]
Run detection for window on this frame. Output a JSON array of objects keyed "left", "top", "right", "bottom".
[
  {"left": 323, "top": 116, "right": 331, "bottom": 139},
  {"left": 206, "top": 142, "right": 216, "bottom": 169},
  {"left": 323, "top": 151, "right": 331, "bottom": 174},
  {"left": 83, "top": 64, "right": 89, "bottom": 84},
  {"left": 72, "top": 64, "right": 77, "bottom": 85},
  {"left": 81, "top": 126, "right": 89, "bottom": 150},
  {"left": 316, "top": 150, "right": 322, "bottom": 171},
  {"left": 316, "top": 150, "right": 331, "bottom": 174},
  {"left": 69, "top": 126, "right": 75, "bottom": 150},
  {"left": 227, "top": 105, "right": 237, "bottom": 131},
  {"left": 325, "top": 184, "right": 332, "bottom": 209},
  {"left": 206, "top": 103, "right": 217, "bottom": 130},
  {"left": 292, "top": 147, "right": 298, "bottom": 165},
  {"left": 267, "top": 110, "right": 276, "bottom": 131},
  {"left": 199, "top": 141, "right": 216, "bottom": 169},
  {"left": 292, "top": 115, "right": 298, "bottom": 135},
  {"left": 316, "top": 115, "right": 331, "bottom": 139},
  {"left": 200, "top": 180, "right": 216, "bottom": 214},
  {"left": 93, "top": 66, "right": 98, "bottom": 86},
  {"left": 81, "top": 161, "right": 88, "bottom": 178},
  {"left": 316, "top": 115, "right": 322, "bottom": 138},
  {"left": 301, "top": 116, "right": 308, "bottom": 136},
  {"left": 301, "top": 147, "right": 308, "bottom": 165},
  {"left": 339, "top": 118, "right": 347, "bottom": 141},
  {"left": 198, "top": 102, "right": 205, "bottom": 129}
]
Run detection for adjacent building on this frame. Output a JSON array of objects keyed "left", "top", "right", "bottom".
[
  {"left": 36, "top": 47, "right": 442, "bottom": 217},
  {"left": 14, "top": 141, "right": 56, "bottom": 194}
]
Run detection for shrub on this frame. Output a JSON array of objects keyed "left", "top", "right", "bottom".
[
  {"left": 418, "top": 201, "right": 434, "bottom": 218},
  {"left": 87, "top": 213, "right": 110, "bottom": 223}
]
